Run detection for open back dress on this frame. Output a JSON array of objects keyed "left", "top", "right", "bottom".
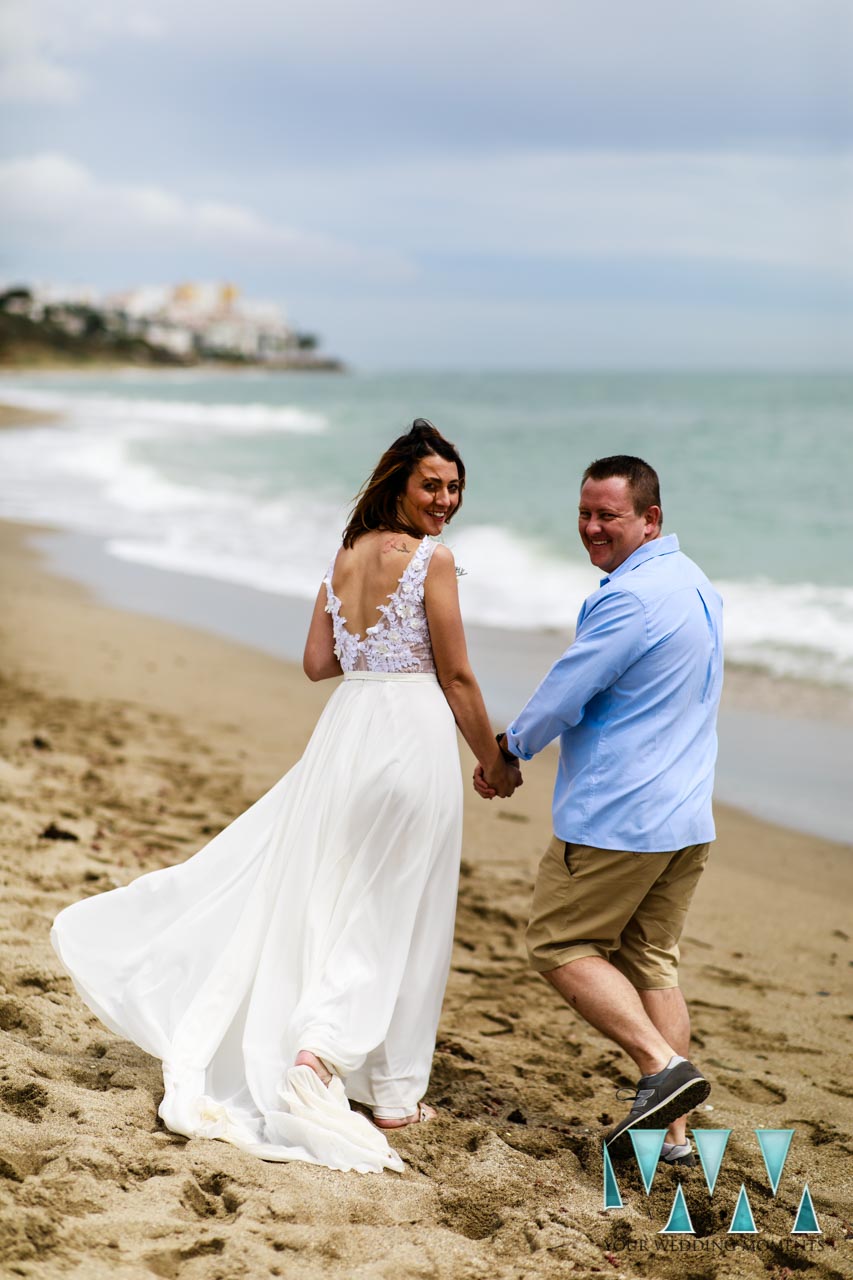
[{"left": 51, "top": 536, "right": 463, "bottom": 1173}]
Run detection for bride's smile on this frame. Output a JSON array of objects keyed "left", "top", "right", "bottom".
[{"left": 397, "top": 457, "right": 461, "bottom": 538}]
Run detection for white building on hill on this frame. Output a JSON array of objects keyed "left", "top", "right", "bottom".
[{"left": 105, "top": 282, "right": 295, "bottom": 360}]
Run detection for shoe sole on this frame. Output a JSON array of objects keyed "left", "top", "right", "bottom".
[{"left": 606, "top": 1078, "right": 711, "bottom": 1161}]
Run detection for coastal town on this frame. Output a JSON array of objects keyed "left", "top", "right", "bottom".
[{"left": 0, "top": 281, "right": 343, "bottom": 370}]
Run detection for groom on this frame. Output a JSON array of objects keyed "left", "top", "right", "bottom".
[{"left": 476, "top": 455, "right": 723, "bottom": 1163}]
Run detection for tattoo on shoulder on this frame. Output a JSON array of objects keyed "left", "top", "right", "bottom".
[{"left": 382, "top": 537, "right": 410, "bottom": 555}]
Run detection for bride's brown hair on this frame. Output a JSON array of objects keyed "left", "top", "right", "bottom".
[{"left": 342, "top": 418, "right": 466, "bottom": 548}]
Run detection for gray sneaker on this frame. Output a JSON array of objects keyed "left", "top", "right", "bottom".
[
  {"left": 604, "top": 1059, "right": 710, "bottom": 1161},
  {"left": 660, "top": 1141, "right": 698, "bottom": 1168}
]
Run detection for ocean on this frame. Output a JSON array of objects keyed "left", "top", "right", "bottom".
[{"left": 1, "top": 367, "right": 852, "bottom": 690}]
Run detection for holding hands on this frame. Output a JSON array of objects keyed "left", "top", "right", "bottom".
[{"left": 473, "top": 733, "right": 523, "bottom": 799}]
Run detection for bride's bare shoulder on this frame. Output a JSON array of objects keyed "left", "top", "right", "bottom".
[
  {"left": 429, "top": 542, "right": 455, "bottom": 569},
  {"left": 423, "top": 543, "right": 456, "bottom": 593}
]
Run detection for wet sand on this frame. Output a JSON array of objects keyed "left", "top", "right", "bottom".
[
  {"left": 23, "top": 521, "right": 853, "bottom": 844},
  {"left": 1, "top": 519, "right": 852, "bottom": 1279},
  {"left": 0, "top": 404, "right": 60, "bottom": 429}
]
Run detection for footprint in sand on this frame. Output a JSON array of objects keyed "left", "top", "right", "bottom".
[
  {"left": 691, "top": 997, "right": 734, "bottom": 1012},
  {"left": 435, "top": 1037, "right": 476, "bottom": 1062},
  {"left": 701, "top": 963, "right": 777, "bottom": 993},
  {"left": 825, "top": 1080, "right": 853, "bottom": 1099},
  {"left": 144, "top": 1238, "right": 226, "bottom": 1280},
  {"left": 179, "top": 1172, "right": 242, "bottom": 1220},
  {"left": 463, "top": 900, "right": 521, "bottom": 931},
  {"left": 0, "top": 1080, "right": 49, "bottom": 1122},
  {"left": 790, "top": 1117, "right": 852, "bottom": 1150},
  {"left": 0, "top": 999, "right": 42, "bottom": 1041},
  {"left": 10, "top": 967, "right": 66, "bottom": 994},
  {"left": 723, "top": 1076, "right": 787, "bottom": 1105},
  {"left": 524, "top": 1211, "right": 603, "bottom": 1263},
  {"left": 0, "top": 1136, "right": 57, "bottom": 1183},
  {"left": 466, "top": 1008, "right": 516, "bottom": 1037}
]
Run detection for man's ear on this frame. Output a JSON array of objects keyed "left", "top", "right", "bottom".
[{"left": 644, "top": 505, "right": 662, "bottom": 536}]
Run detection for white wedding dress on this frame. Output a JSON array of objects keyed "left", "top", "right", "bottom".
[{"left": 51, "top": 536, "right": 463, "bottom": 1173}]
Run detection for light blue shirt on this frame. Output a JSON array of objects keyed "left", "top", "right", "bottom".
[{"left": 505, "top": 535, "right": 723, "bottom": 852}]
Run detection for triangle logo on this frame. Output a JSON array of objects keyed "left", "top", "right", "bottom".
[
  {"left": 629, "top": 1129, "right": 667, "bottom": 1194},
  {"left": 659, "top": 1184, "right": 695, "bottom": 1235},
  {"left": 792, "top": 1184, "right": 821, "bottom": 1235},
  {"left": 728, "top": 1184, "right": 759, "bottom": 1234},
  {"left": 692, "top": 1128, "right": 731, "bottom": 1195},
  {"left": 602, "top": 1143, "right": 623, "bottom": 1210},
  {"left": 756, "top": 1129, "right": 794, "bottom": 1195}
]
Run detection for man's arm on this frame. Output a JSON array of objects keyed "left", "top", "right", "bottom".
[{"left": 505, "top": 589, "right": 646, "bottom": 759}]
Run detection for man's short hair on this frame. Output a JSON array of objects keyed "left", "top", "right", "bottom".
[{"left": 582, "top": 455, "right": 661, "bottom": 517}]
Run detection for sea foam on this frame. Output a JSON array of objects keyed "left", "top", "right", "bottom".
[
  {"left": 0, "top": 387, "right": 325, "bottom": 435},
  {"left": 2, "top": 381, "right": 852, "bottom": 690}
]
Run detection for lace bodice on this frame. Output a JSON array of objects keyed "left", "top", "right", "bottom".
[{"left": 324, "top": 537, "right": 438, "bottom": 673}]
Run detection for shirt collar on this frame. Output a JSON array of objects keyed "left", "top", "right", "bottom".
[{"left": 600, "top": 533, "right": 680, "bottom": 585}]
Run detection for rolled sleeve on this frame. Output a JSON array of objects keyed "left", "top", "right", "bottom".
[{"left": 505, "top": 590, "right": 646, "bottom": 759}]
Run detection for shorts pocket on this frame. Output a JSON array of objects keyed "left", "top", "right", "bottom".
[{"left": 564, "top": 842, "right": 589, "bottom": 876}]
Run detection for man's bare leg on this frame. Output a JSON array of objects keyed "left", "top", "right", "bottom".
[
  {"left": 544, "top": 956, "right": 675, "bottom": 1075},
  {"left": 639, "top": 987, "right": 691, "bottom": 1145}
]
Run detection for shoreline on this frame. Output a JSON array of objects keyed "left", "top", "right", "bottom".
[
  {"left": 13, "top": 516, "right": 853, "bottom": 844},
  {"left": 0, "top": 402, "right": 61, "bottom": 428},
  {"left": 1, "top": 393, "right": 851, "bottom": 719},
  {"left": 1, "top": 508, "right": 852, "bottom": 1278},
  {"left": 0, "top": 389, "right": 849, "bottom": 723}
]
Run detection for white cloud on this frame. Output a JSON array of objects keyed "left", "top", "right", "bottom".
[
  {"left": 3, "top": 0, "right": 850, "bottom": 128},
  {"left": 0, "top": 0, "right": 165, "bottom": 104},
  {"left": 0, "top": 2, "right": 83, "bottom": 103},
  {"left": 0, "top": 153, "right": 417, "bottom": 282}
]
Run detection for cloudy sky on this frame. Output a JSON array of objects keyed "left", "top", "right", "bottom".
[{"left": 2, "top": 0, "right": 851, "bottom": 367}]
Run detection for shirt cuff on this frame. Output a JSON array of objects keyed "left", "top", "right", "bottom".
[{"left": 504, "top": 726, "right": 533, "bottom": 761}]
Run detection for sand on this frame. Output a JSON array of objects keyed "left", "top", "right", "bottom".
[
  {"left": 0, "top": 405, "right": 60, "bottom": 430},
  {"left": 1, "top": 516, "right": 852, "bottom": 1280}
]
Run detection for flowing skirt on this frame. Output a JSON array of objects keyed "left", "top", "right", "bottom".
[{"left": 51, "top": 671, "right": 463, "bottom": 1173}]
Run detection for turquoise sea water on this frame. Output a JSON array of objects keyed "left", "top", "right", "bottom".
[{"left": 1, "top": 368, "right": 852, "bottom": 687}]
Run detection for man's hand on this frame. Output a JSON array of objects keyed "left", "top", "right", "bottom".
[{"left": 473, "top": 760, "right": 523, "bottom": 800}]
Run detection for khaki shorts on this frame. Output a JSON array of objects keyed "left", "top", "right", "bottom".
[{"left": 526, "top": 835, "right": 710, "bottom": 989}]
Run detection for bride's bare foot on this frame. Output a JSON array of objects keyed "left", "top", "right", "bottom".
[
  {"left": 294, "top": 1050, "right": 333, "bottom": 1086},
  {"left": 373, "top": 1102, "right": 436, "bottom": 1129}
]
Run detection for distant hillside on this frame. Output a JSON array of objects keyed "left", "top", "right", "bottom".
[
  {"left": 0, "top": 287, "right": 344, "bottom": 371},
  {"left": 0, "top": 308, "right": 188, "bottom": 369}
]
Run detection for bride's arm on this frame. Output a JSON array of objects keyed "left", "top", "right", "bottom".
[
  {"left": 425, "top": 546, "right": 520, "bottom": 797},
  {"left": 303, "top": 585, "right": 343, "bottom": 681}
]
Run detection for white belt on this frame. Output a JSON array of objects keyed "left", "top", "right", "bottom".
[{"left": 343, "top": 671, "right": 438, "bottom": 683}]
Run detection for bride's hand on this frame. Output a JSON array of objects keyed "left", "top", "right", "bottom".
[
  {"left": 472, "top": 763, "right": 494, "bottom": 799},
  {"left": 473, "top": 760, "right": 522, "bottom": 800}
]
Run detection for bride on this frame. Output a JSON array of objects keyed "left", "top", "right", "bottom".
[{"left": 51, "top": 419, "right": 520, "bottom": 1174}]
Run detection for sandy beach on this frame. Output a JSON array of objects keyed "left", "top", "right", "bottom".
[{"left": 1, "top": 508, "right": 852, "bottom": 1279}]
